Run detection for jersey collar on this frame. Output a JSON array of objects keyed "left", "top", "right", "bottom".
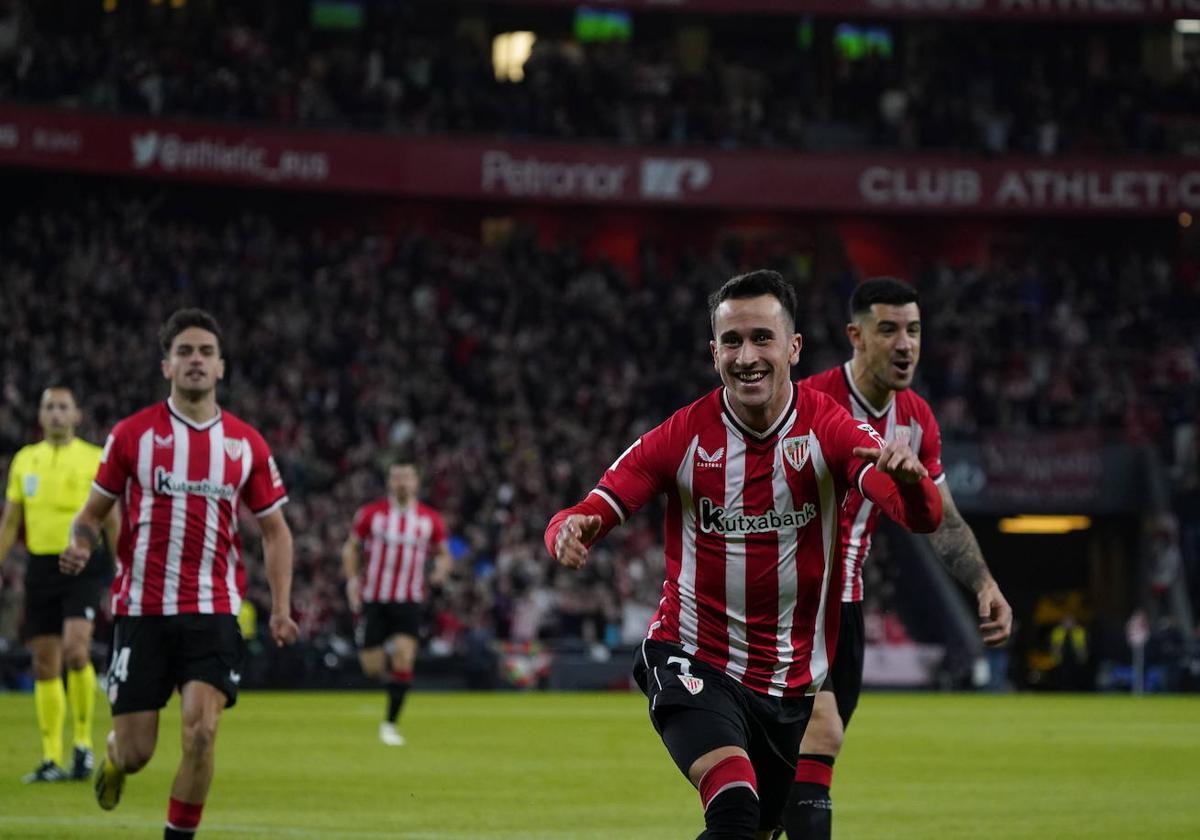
[
  {"left": 721, "top": 384, "right": 798, "bottom": 442},
  {"left": 842, "top": 361, "right": 893, "bottom": 420},
  {"left": 167, "top": 398, "right": 223, "bottom": 431}
]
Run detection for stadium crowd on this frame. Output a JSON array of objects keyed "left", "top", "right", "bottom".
[
  {"left": 2, "top": 3, "right": 1199, "bottom": 154},
  {"left": 1, "top": 190, "right": 1198, "bottom": 662}
]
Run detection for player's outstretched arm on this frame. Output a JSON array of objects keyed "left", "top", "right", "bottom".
[
  {"left": 60, "top": 489, "right": 117, "bottom": 575},
  {"left": 927, "top": 484, "right": 1012, "bottom": 647},
  {"left": 259, "top": 508, "right": 299, "bottom": 647},
  {"left": 855, "top": 441, "right": 943, "bottom": 533},
  {"left": 544, "top": 494, "right": 616, "bottom": 570}
]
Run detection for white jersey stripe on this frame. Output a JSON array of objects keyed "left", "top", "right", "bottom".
[
  {"left": 127, "top": 429, "right": 156, "bottom": 616},
  {"left": 673, "top": 435, "right": 702, "bottom": 656},
  {"left": 196, "top": 424, "right": 225, "bottom": 614},
  {"left": 161, "top": 416, "right": 190, "bottom": 615},
  {"left": 771, "top": 441, "right": 798, "bottom": 696},
  {"left": 723, "top": 428, "right": 749, "bottom": 683},
  {"left": 227, "top": 442, "right": 253, "bottom": 615},
  {"left": 377, "top": 505, "right": 402, "bottom": 601},
  {"left": 394, "top": 507, "right": 417, "bottom": 601},
  {"left": 805, "top": 433, "right": 837, "bottom": 691}
]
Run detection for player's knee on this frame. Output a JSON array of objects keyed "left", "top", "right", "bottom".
[
  {"left": 699, "top": 755, "right": 759, "bottom": 840},
  {"left": 806, "top": 718, "right": 843, "bottom": 756},
  {"left": 181, "top": 715, "right": 219, "bottom": 758},
  {"left": 64, "top": 645, "right": 90, "bottom": 671},
  {"left": 360, "top": 653, "right": 385, "bottom": 678}
]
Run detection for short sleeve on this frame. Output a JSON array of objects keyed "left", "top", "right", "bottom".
[
  {"left": 351, "top": 506, "right": 373, "bottom": 541},
  {"left": 811, "top": 396, "right": 886, "bottom": 495},
  {"left": 244, "top": 431, "right": 288, "bottom": 516},
  {"left": 592, "top": 418, "right": 677, "bottom": 524},
  {"left": 93, "top": 424, "right": 131, "bottom": 498},
  {"left": 5, "top": 449, "right": 26, "bottom": 503}
]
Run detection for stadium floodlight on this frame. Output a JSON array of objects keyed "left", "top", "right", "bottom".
[
  {"left": 494, "top": 32, "right": 536, "bottom": 83},
  {"left": 998, "top": 515, "right": 1092, "bottom": 534}
]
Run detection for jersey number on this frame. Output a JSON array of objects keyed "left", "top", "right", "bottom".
[
  {"left": 110, "top": 647, "right": 131, "bottom": 684},
  {"left": 667, "top": 656, "right": 692, "bottom": 677}
]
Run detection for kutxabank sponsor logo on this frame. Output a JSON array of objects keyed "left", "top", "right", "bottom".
[
  {"left": 131, "top": 131, "right": 329, "bottom": 182},
  {"left": 698, "top": 497, "right": 817, "bottom": 536},
  {"left": 153, "top": 466, "right": 235, "bottom": 501}
]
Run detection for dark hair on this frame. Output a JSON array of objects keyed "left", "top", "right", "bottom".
[
  {"left": 707, "top": 269, "right": 798, "bottom": 333},
  {"left": 159, "top": 308, "right": 223, "bottom": 356},
  {"left": 849, "top": 277, "right": 919, "bottom": 320}
]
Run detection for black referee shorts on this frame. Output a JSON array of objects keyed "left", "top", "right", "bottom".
[
  {"left": 819, "top": 600, "right": 865, "bottom": 728},
  {"left": 633, "top": 639, "right": 814, "bottom": 831},
  {"left": 22, "top": 551, "right": 109, "bottom": 639}
]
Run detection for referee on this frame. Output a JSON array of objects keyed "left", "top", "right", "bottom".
[{"left": 0, "top": 387, "right": 117, "bottom": 783}]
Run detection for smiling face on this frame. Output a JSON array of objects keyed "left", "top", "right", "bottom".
[
  {"left": 710, "top": 294, "right": 802, "bottom": 430},
  {"left": 848, "top": 302, "right": 921, "bottom": 399},
  {"left": 161, "top": 326, "right": 225, "bottom": 401}
]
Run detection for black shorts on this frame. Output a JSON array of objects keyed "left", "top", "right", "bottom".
[
  {"left": 22, "top": 552, "right": 109, "bottom": 639},
  {"left": 634, "top": 639, "right": 814, "bottom": 831},
  {"left": 105, "top": 614, "right": 245, "bottom": 715},
  {"left": 355, "top": 601, "right": 421, "bottom": 650},
  {"left": 819, "top": 601, "right": 865, "bottom": 728}
]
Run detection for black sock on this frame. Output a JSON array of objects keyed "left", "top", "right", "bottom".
[
  {"left": 782, "top": 753, "right": 834, "bottom": 840},
  {"left": 386, "top": 680, "right": 410, "bottom": 723},
  {"left": 698, "top": 785, "right": 759, "bottom": 840},
  {"left": 164, "top": 828, "right": 195, "bottom": 839},
  {"left": 781, "top": 782, "right": 832, "bottom": 840}
]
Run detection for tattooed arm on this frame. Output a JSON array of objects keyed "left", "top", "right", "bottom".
[{"left": 926, "top": 483, "right": 1012, "bottom": 647}]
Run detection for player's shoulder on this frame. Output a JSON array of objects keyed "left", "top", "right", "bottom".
[
  {"left": 647, "top": 387, "right": 725, "bottom": 441},
  {"left": 72, "top": 437, "right": 104, "bottom": 456},
  {"left": 112, "top": 402, "right": 170, "bottom": 438},
  {"left": 219, "top": 410, "right": 269, "bottom": 444},
  {"left": 356, "top": 497, "right": 389, "bottom": 518},
  {"left": 796, "top": 382, "right": 850, "bottom": 420},
  {"left": 895, "top": 387, "right": 937, "bottom": 422},
  {"left": 798, "top": 364, "right": 848, "bottom": 397}
]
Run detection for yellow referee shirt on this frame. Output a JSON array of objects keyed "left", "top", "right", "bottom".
[{"left": 5, "top": 438, "right": 102, "bottom": 555}]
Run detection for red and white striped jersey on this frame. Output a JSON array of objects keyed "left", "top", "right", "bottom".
[
  {"left": 351, "top": 499, "right": 446, "bottom": 604},
  {"left": 583, "top": 385, "right": 889, "bottom": 697},
  {"left": 800, "top": 363, "right": 945, "bottom": 603},
  {"left": 93, "top": 399, "right": 288, "bottom": 617}
]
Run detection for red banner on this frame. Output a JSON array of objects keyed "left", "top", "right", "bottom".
[
  {"left": 3, "top": 105, "right": 1200, "bottom": 216},
  {"left": 474, "top": 0, "right": 1200, "bottom": 20}
]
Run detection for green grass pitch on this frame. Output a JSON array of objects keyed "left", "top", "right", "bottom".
[{"left": 0, "top": 690, "right": 1197, "bottom": 838}]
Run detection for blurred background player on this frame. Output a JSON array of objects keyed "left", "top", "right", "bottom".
[
  {"left": 0, "top": 386, "right": 118, "bottom": 782},
  {"left": 61, "top": 308, "right": 299, "bottom": 840},
  {"left": 782, "top": 278, "right": 1013, "bottom": 839},
  {"left": 546, "top": 271, "right": 944, "bottom": 839},
  {"left": 343, "top": 460, "right": 451, "bottom": 746}
]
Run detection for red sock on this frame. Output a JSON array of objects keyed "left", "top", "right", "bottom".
[
  {"left": 794, "top": 756, "right": 834, "bottom": 788},
  {"left": 167, "top": 797, "right": 204, "bottom": 833},
  {"left": 389, "top": 670, "right": 412, "bottom": 684},
  {"left": 698, "top": 755, "right": 758, "bottom": 811}
]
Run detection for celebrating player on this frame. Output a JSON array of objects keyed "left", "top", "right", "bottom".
[
  {"left": 545, "top": 270, "right": 944, "bottom": 839},
  {"left": 60, "top": 308, "right": 299, "bottom": 840},
  {"left": 782, "top": 277, "right": 1012, "bottom": 839}
]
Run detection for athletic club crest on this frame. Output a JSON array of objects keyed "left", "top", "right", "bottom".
[
  {"left": 782, "top": 436, "right": 810, "bottom": 471},
  {"left": 223, "top": 438, "right": 245, "bottom": 460},
  {"left": 679, "top": 675, "right": 705, "bottom": 695}
]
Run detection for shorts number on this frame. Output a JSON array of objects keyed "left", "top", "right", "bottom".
[
  {"left": 110, "top": 647, "right": 131, "bottom": 683},
  {"left": 667, "top": 656, "right": 692, "bottom": 677}
]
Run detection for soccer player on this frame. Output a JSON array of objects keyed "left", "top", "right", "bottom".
[
  {"left": 545, "top": 270, "right": 944, "bottom": 839},
  {"left": 1, "top": 387, "right": 119, "bottom": 782},
  {"left": 342, "top": 460, "right": 451, "bottom": 746},
  {"left": 781, "top": 277, "right": 1012, "bottom": 840},
  {"left": 60, "top": 308, "right": 299, "bottom": 840}
]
